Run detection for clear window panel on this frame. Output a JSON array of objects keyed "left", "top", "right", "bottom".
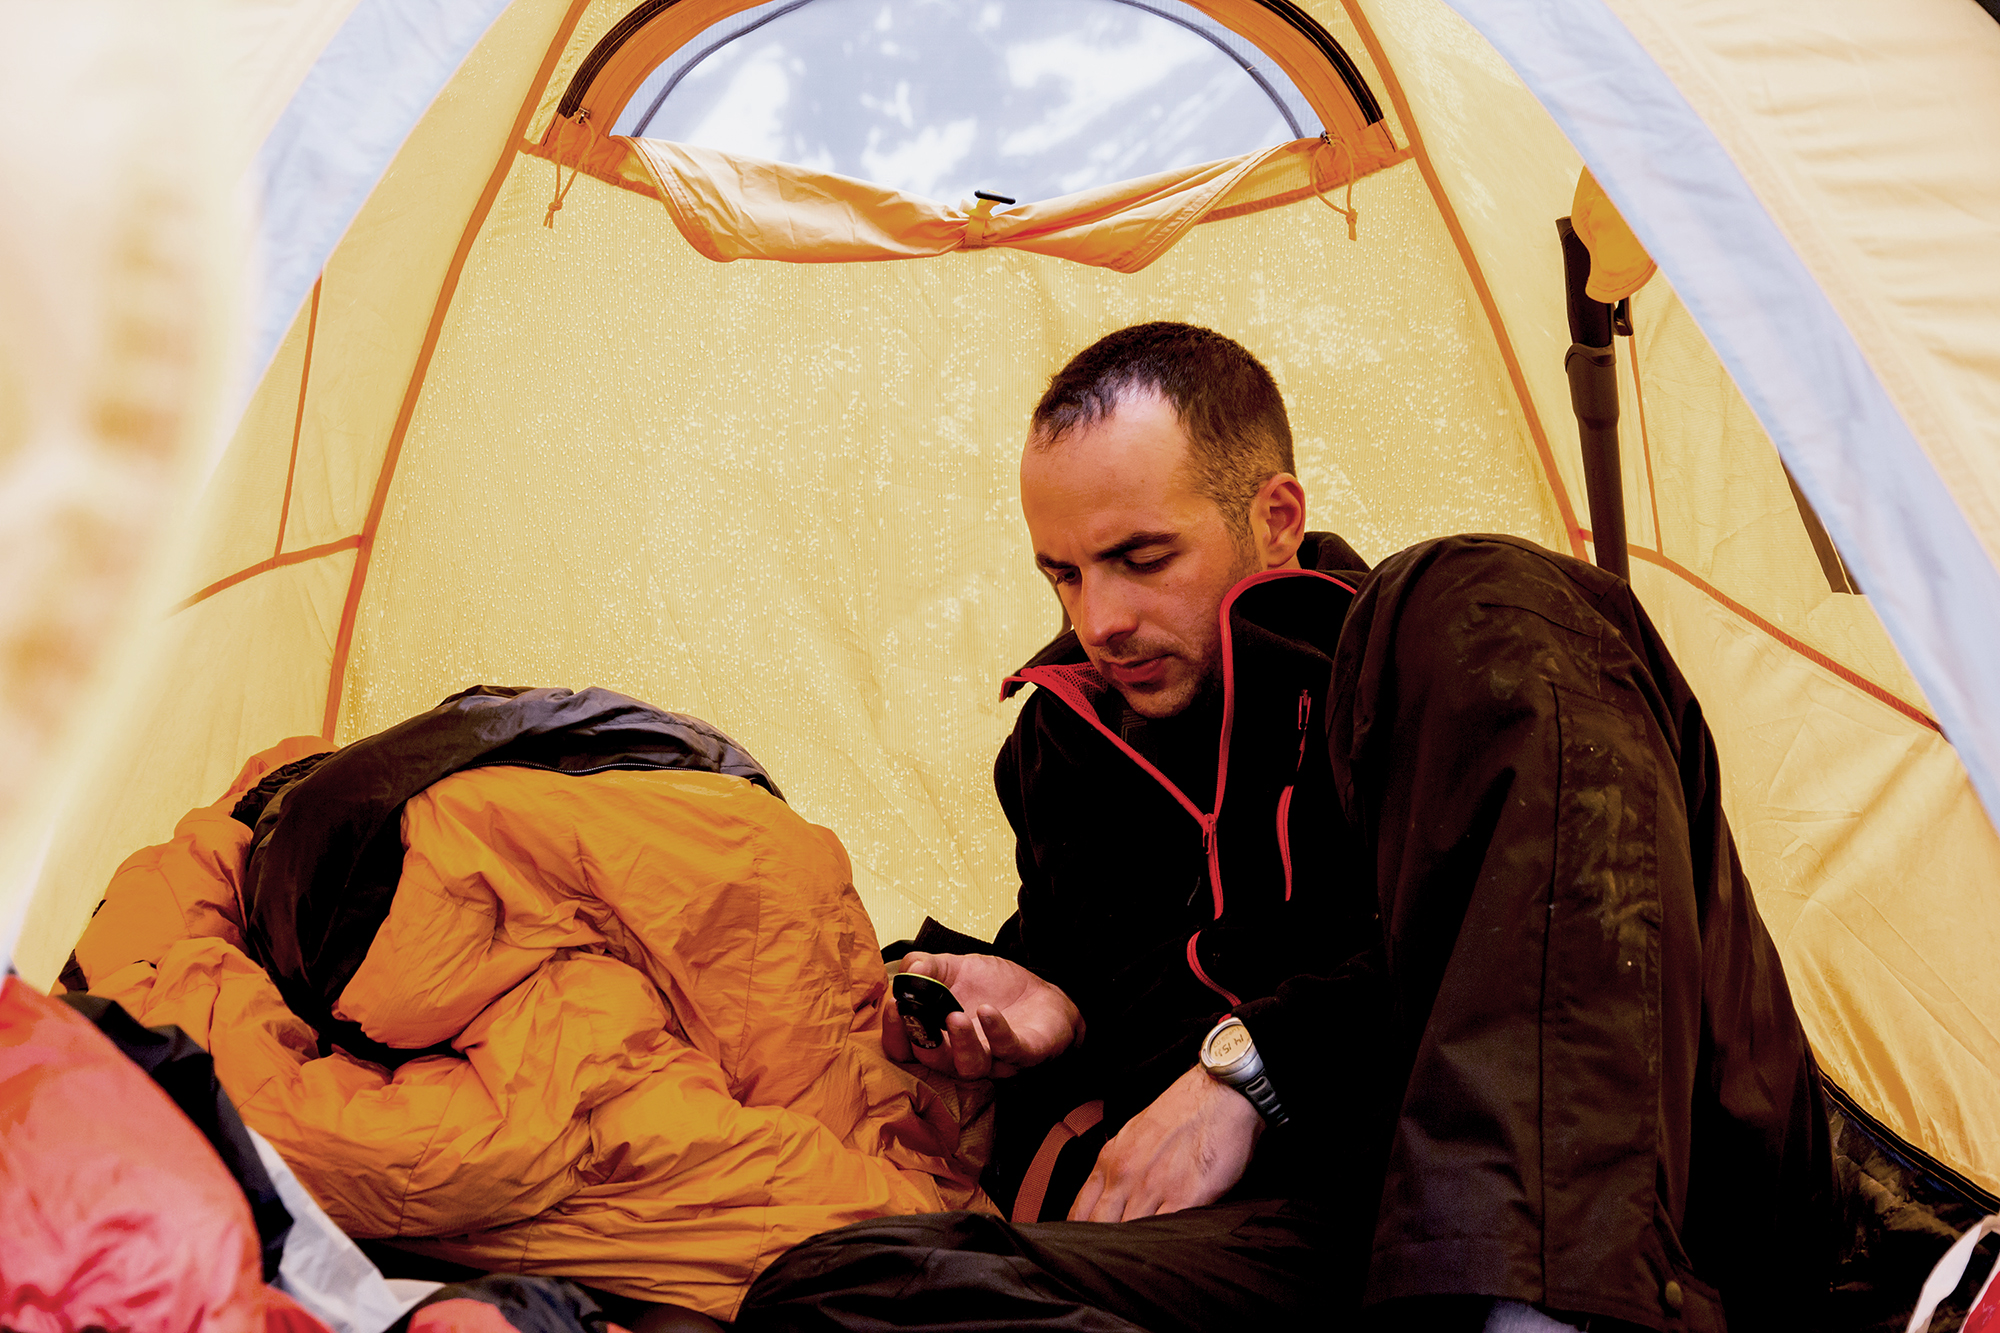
[{"left": 612, "top": 0, "right": 1316, "bottom": 204}]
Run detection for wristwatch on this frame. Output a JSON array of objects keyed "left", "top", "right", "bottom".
[{"left": 1199, "top": 1017, "right": 1289, "bottom": 1127}]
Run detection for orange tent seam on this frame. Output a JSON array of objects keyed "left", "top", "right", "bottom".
[
  {"left": 1615, "top": 540, "right": 1940, "bottom": 733},
  {"left": 321, "top": 0, "right": 597, "bottom": 742},
  {"left": 172, "top": 535, "right": 362, "bottom": 615},
  {"left": 276, "top": 277, "right": 321, "bottom": 561}
]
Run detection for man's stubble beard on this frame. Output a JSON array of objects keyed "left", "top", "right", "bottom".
[{"left": 1119, "top": 532, "right": 1262, "bottom": 720}]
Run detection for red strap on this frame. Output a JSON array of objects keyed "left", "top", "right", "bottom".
[{"left": 1010, "top": 1099, "right": 1106, "bottom": 1223}]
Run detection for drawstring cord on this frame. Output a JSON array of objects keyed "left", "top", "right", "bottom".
[
  {"left": 545, "top": 109, "right": 596, "bottom": 229},
  {"left": 1315, "top": 131, "right": 1359, "bottom": 240}
]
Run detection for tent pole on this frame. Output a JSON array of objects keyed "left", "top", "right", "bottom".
[{"left": 1557, "top": 216, "right": 1629, "bottom": 582}]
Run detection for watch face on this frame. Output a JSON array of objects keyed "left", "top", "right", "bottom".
[{"left": 1206, "top": 1021, "right": 1253, "bottom": 1067}]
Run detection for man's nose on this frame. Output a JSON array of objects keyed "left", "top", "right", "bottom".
[{"left": 1071, "top": 573, "right": 1138, "bottom": 649}]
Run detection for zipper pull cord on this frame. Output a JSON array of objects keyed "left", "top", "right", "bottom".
[
  {"left": 545, "top": 109, "right": 595, "bottom": 228},
  {"left": 1203, "top": 815, "right": 1226, "bottom": 920}
]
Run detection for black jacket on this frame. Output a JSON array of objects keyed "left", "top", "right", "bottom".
[
  {"left": 961, "top": 533, "right": 1391, "bottom": 1214},
  {"left": 962, "top": 533, "right": 1831, "bottom": 1330}
]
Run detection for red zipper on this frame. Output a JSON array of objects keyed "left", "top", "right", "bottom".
[{"left": 1277, "top": 688, "right": 1311, "bottom": 901}]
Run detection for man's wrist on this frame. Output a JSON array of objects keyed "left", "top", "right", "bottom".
[
  {"left": 1202, "top": 1067, "right": 1269, "bottom": 1133},
  {"left": 1200, "top": 1064, "right": 1264, "bottom": 1112}
]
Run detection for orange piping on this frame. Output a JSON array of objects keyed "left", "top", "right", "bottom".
[
  {"left": 1626, "top": 322, "right": 1662, "bottom": 549},
  {"left": 1594, "top": 536, "right": 1940, "bottom": 733},
  {"left": 1336, "top": 0, "right": 1583, "bottom": 558},
  {"left": 173, "top": 536, "right": 362, "bottom": 614},
  {"left": 276, "top": 277, "right": 322, "bottom": 559},
  {"left": 321, "top": 0, "right": 596, "bottom": 742}
]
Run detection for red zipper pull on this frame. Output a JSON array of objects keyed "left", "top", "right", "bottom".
[
  {"left": 1297, "top": 690, "right": 1311, "bottom": 730},
  {"left": 1203, "top": 816, "right": 1224, "bottom": 920}
]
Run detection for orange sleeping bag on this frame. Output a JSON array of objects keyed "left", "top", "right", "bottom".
[{"left": 72, "top": 739, "right": 990, "bottom": 1320}]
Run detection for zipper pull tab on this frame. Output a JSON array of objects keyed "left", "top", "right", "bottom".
[
  {"left": 1202, "top": 817, "right": 1216, "bottom": 855},
  {"left": 1297, "top": 690, "right": 1311, "bottom": 730}
]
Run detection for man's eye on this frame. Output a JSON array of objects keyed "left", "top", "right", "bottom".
[
  {"left": 1047, "top": 567, "right": 1078, "bottom": 586},
  {"left": 1126, "top": 552, "right": 1173, "bottom": 573}
]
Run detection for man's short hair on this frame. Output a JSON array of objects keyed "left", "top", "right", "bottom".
[{"left": 1029, "top": 322, "right": 1295, "bottom": 534}]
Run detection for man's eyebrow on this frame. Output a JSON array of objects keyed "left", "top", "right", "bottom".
[
  {"left": 1034, "top": 531, "right": 1179, "bottom": 573},
  {"left": 1094, "top": 531, "right": 1179, "bottom": 562}
]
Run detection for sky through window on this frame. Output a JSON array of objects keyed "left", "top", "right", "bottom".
[{"left": 612, "top": 0, "right": 1313, "bottom": 204}]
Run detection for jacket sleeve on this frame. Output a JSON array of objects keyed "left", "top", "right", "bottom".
[
  {"left": 988, "top": 707, "right": 1107, "bottom": 994},
  {"left": 985, "top": 723, "right": 1036, "bottom": 968},
  {"left": 1232, "top": 942, "right": 1396, "bottom": 1155}
]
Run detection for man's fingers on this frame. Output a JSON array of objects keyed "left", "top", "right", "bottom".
[
  {"left": 1084, "top": 1179, "right": 1131, "bottom": 1223},
  {"left": 902, "top": 951, "right": 969, "bottom": 989},
  {"left": 945, "top": 1010, "right": 993, "bottom": 1079},
  {"left": 1075, "top": 1141, "right": 1139, "bottom": 1223},
  {"left": 883, "top": 991, "right": 957, "bottom": 1073},
  {"left": 1123, "top": 1183, "right": 1172, "bottom": 1222},
  {"left": 1068, "top": 1169, "right": 1106, "bottom": 1223},
  {"left": 881, "top": 992, "right": 912, "bottom": 1063},
  {"left": 975, "top": 1002, "right": 1070, "bottom": 1073},
  {"left": 975, "top": 1004, "right": 1020, "bottom": 1062}
]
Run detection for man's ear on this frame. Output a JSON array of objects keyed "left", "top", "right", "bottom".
[{"left": 1249, "top": 473, "right": 1307, "bottom": 569}]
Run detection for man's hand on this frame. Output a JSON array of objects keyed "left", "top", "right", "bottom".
[
  {"left": 881, "top": 952, "right": 1082, "bottom": 1079},
  {"left": 1068, "top": 1065, "right": 1263, "bottom": 1222}
]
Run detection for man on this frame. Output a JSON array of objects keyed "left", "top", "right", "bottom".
[{"left": 740, "top": 323, "right": 1831, "bottom": 1332}]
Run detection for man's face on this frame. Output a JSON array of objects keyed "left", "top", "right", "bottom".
[{"left": 1020, "top": 391, "right": 1259, "bottom": 719}]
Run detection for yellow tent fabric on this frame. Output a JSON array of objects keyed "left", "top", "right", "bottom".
[{"left": 10, "top": 0, "right": 2000, "bottom": 1217}]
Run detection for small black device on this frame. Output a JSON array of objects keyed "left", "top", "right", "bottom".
[{"left": 892, "top": 971, "right": 963, "bottom": 1050}]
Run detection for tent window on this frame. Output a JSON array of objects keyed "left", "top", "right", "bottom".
[{"left": 609, "top": 0, "right": 1319, "bottom": 205}]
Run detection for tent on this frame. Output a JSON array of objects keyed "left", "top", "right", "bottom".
[{"left": 6, "top": 0, "right": 2000, "bottom": 1234}]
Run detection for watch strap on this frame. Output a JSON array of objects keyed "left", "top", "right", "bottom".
[{"left": 1234, "top": 1069, "right": 1290, "bottom": 1128}]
